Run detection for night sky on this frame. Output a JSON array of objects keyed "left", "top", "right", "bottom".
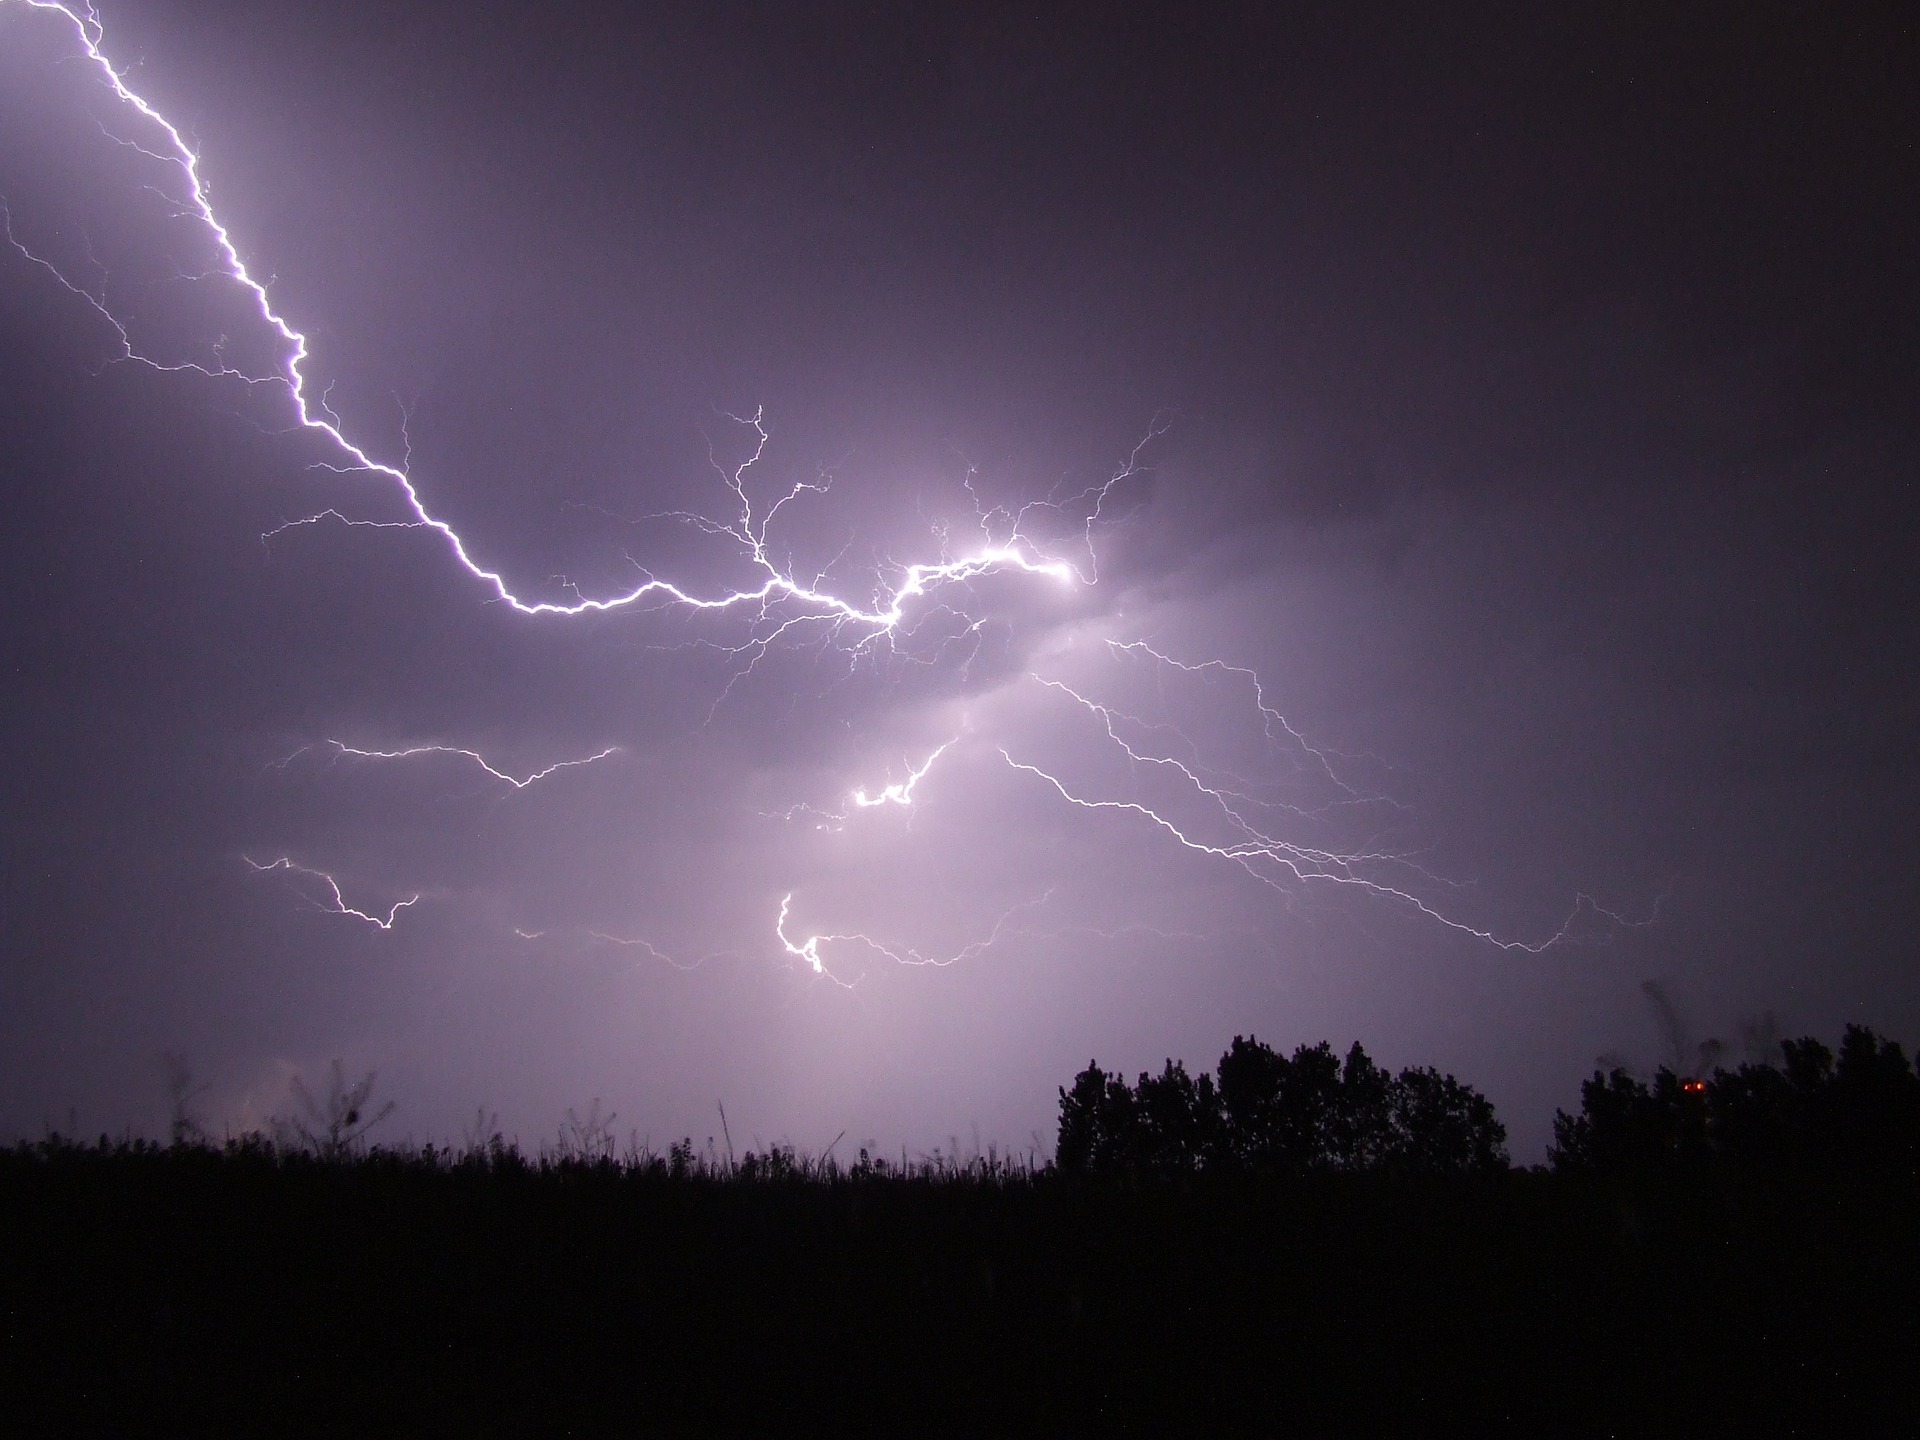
[{"left": 2, "top": 1, "right": 1914, "bottom": 1161}]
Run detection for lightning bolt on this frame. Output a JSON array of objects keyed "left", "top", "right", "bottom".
[
  {"left": 243, "top": 856, "right": 418, "bottom": 930},
  {"left": 774, "top": 890, "right": 1052, "bottom": 986},
  {"left": 6, "top": 2, "right": 1647, "bottom": 961},
  {"left": 3, "top": 0, "right": 1132, "bottom": 647},
  {"left": 849, "top": 738, "right": 956, "bottom": 810},
  {"left": 774, "top": 888, "right": 1213, "bottom": 987},
  {"left": 998, "top": 646, "right": 1647, "bottom": 952},
  {"left": 1101, "top": 640, "right": 1394, "bottom": 812},
  {"left": 507, "top": 925, "right": 725, "bottom": 973},
  {"left": 764, "top": 737, "right": 961, "bottom": 829},
  {"left": 317, "top": 740, "right": 620, "bottom": 791},
  {"left": 580, "top": 931, "right": 744, "bottom": 974}
]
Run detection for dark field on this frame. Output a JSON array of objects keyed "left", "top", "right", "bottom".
[{"left": 3, "top": 1141, "right": 1914, "bottom": 1435}]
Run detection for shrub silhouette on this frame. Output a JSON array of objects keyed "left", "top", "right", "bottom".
[
  {"left": 274, "top": 1059, "right": 396, "bottom": 1160},
  {"left": 1548, "top": 1024, "right": 1920, "bottom": 1176},
  {"left": 160, "top": 1051, "right": 209, "bottom": 1147},
  {"left": 553, "top": 1099, "right": 619, "bottom": 1165},
  {"left": 1058, "top": 1037, "right": 1508, "bottom": 1178}
]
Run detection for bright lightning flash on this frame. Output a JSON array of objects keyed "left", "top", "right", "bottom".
[
  {"left": 849, "top": 739, "right": 956, "bottom": 810},
  {"left": 761, "top": 737, "right": 960, "bottom": 829}
]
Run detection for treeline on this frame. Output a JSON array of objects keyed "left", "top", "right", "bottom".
[
  {"left": 7, "top": 1027, "right": 1919, "bottom": 1430},
  {"left": 1549, "top": 1023, "right": 1920, "bottom": 1176},
  {"left": 1057, "top": 1038, "right": 1508, "bottom": 1178},
  {"left": 1059, "top": 1024, "right": 1920, "bottom": 1183},
  {"left": 18, "top": 1024, "right": 1920, "bottom": 1183},
  {"left": 11, "top": 1120, "right": 1914, "bottom": 1433}
]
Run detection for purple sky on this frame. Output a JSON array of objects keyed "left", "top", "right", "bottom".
[{"left": 2, "top": 1, "right": 1915, "bottom": 1161}]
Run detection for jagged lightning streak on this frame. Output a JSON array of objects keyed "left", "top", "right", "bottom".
[
  {"left": 774, "top": 890, "right": 1046, "bottom": 986},
  {"left": 2, "top": 0, "right": 1133, "bottom": 644},
  {"left": 764, "top": 738, "right": 959, "bottom": 829},
  {"left": 243, "top": 856, "right": 418, "bottom": 930},
  {"left": 849, "top": 739, "right": 955, "bottom": 810},
  {"left": 577, "top": 930, "right": 754, "bottom": 976},
  {"left": 1103, "top": 641, "right": 1394, "bottom": 812},
  {"left": 311, "top": 740, "right": 621, "bottom": 790},
  {"left": 774, "top": 889, "right": 1211, "bottom": 986},
  {"left": 999, "top": 648, "right": 1642, "bottom": 953},
  {"left": 5, "top": 2, "right": 1637, "bottom": 961}
]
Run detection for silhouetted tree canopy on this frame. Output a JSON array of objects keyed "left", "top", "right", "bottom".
[
  {"left": 1549, "top": 1024, "right": 1920, "bottom": 1177},
  {"left": 1057, "top": 1038, "right": 1508, "bottom": 1179}
]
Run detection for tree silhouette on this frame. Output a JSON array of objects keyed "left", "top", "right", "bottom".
[
  {"left": 1390, "top": 1066, "right": 1509, "bottom": 1177},
  {"left": 1332, "top": 1043, "right": 1397, "bottom": 1171},
  {"left": 1829, "top": 1027, "right": 1920, "bottom": 1173},
  {"left": 1549, "top": 1067, "right": 1707, "bottom": 1174},
  {"left": 1057, "top": 1037, "right": 1508, "bottom": 1178},
  {"left": 1134, "top": 1059, "right": 1222, "bottom": 1175},
  {"left": 1055, "top": 1062, "right": 1141, "bottom": 1176},
  {"left": 1549, "top": 1025, "right": 1920, "bottom": 1176},
  {"left": 1217, "top": 1037, "right": 1341, "bottom": 1174}
]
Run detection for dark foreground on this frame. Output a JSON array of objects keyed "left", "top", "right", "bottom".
[{"left": 2, "top": 1143, "right": 1914, "bottom": 1436}]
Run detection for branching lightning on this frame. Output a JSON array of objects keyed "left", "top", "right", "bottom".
[
  {"left": 774, "top": 890, "right": 1052, "bottom": 987},
  {"left": 311, "top": 739, "right": 621, "bottom": 790},
  {"left": 244, "top": 856, "right": 418, "bottom": 930},
  {"left": 580, "top": 931, "right": 746, "bottom": 974},
  {"left": 999, "top": 646, "right": 1645, "bottom": 952},
  {"left": 768, "top": 738, "right": 961, "bottom": 829},
  {"left": 774, "top": 889, "right": 1212, "bottom": 987},
  {"left": 1101, "top": 641, "right": 1395, "bottom": 813},
  {"left": 2, "top": 1, "right": 1134, "bottom": 647},
  {"left": 849, "top": 738, "right": 955, "bottom": 810},
  {"left": 6, "top": 1, "right": 1646, "bottom": 963}
]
